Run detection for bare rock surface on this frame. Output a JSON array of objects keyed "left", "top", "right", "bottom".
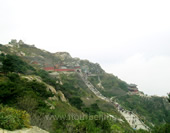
[{"left": 0, "top": 126, "right": 49, "bottom": 133}]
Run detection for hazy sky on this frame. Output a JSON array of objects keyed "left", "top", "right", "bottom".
[{"left": 0, "top": 0, "right": 170, "bottom": 96}]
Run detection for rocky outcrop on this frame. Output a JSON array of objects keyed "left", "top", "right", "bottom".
[
  {"left": 46, "top": 84, "right": 57, "bottom": 94},
  {"left": 57, "top": 90, "right": 67, "bottom": 102},
  {"left": 46, "top": 91, "right": 67, "bottom": 109},
  {"left": 54, "top": 52, "right": 72, "bottom": 61},
  {"left": 0, "top": 126, "right": 49, "bottom": 133},
  {"left": 21, "top": 75, "right": 57, "bottom": 94},
  {"left": 21, "top": 75, "right": 42, "bottom": 82},
  {"left": 21, "top": 75, "right": 67, "bottom": 109}
]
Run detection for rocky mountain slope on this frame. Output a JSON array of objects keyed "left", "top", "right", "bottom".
[{"left": 0, "top": 40, "right": 169, "bottom": 132}]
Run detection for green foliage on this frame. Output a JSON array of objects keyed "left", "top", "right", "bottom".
[
  {"left": 52, "top": 115, "right": 112, "bottom": 133},
  {"left": 35, "top": 69, "right": 56, "bottom": 87},
  {"left": 69, "top": 97, "right": 84, "bottom": 110},
  {"left": 93, "top": 118, "right": 112, "bottom": 133},
  {"left": 0, "top": 57, "right": 3, "bottom": 72},
  {"left": 25, "top": 80, "right": 53, "bottom": 98},
  {"left": 82, "top": 103, "right": 101, "bottom": 115},
  {"left": 0, "top": 106, "right": 30, "bottom": 130},
  {"left": 168, "top": 93, "right": 170, "bottom": 103},
  {"left": 7, "top": 72, "right": 20, "bottom": 82},
  {"left": 88, "top": 73, "right": 129, "bottom": 98},
  {"left": 59, "top": 73, "right": 87, "bottom": 98},
  {"left": 0, "top": 73, "right": 53, "bottom": 107},
  {"left": 118, "top": 95, "right": 170, "bottom": 126},
  {"left": 58, "top": 73, "right": 103, "bottom": 114},
  {"left": 152, "top": 123, "right": 170, "bottom": 133},
  {"left": 17, "top": 96, "right": 38, "bottom": 113},
  {"left": 2, "top": 55, "right": 35, "bottom": 74},
  {"left": 51, "top": 114, "right": 135, "bottom": 133},
  {"left": 135, "top": 129, "right": 149, "bottom": 133},
  {"left": 1, "top": 43, "right": 169, "bottom": 132},
  {"left": 101, "top": 74, "right": 128, "bottom": 91},
  {"left": 0, "top": 80, "right": 22, "bottom": 103},
  {"left": 0, "top": 72, "right": 55, "bottom": 130}
]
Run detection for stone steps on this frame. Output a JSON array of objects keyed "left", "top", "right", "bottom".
[{"left": 78, "top": 72, "right": 149, "bottom": 131}]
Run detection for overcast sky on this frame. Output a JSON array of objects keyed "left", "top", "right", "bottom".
[{"left": 0, "top": 0, "right": 170, "bottom": 96}]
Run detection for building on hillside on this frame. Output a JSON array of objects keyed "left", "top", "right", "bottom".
[
  {"left": 54, "top": 69, "right": 75, "bottom": 72},
  {"left": 128, "top": 84, "right": 138, "bottom": 93},
  {"left": 44, "top": 67, "right": 55, "bottom": 71},
  {"left": 44, "top": 64, "right": 82, "bottom": 72},
  {"left": 60, "top": 66, "right": 67, "bottom": 69},
  {"left": 75, "top": 66, "right": 81, "bottom": 69},
  {"left": 75, "top": 66, "right": 81, "bottom": 73},
  {"left": 129, "top": 84, "right": 137, "bottom": 88},
  {"left": 43, "top": 67, "right": 76, "bottom": 72},
  {"left": 54, "top": 64, "right": 60, "bottom": 69}
]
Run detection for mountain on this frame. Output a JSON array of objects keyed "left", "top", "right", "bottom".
[{"left": 0, "top": 39, "right": 169, "bottom": 133}]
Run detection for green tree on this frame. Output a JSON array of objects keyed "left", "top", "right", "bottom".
[
  {"left": 69, "top": 97, "right": 84, "bottom": 110},
  {"left": 152, "top": 124, "right": 170, "bottom": 133},
  {"left": 167, "top": 93, "right": 170, "bottom": 103},
  {"left": 0, "top": 106, "right": 30, "bottom": 130},
  {"left": 2, "top": 55, "right": 34, "bottom": 74}
]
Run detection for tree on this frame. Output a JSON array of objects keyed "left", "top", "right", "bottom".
[
  {"left": 167, "top": 93, "right": 170, "bottom": 103},
  {"left": 152, "top": 124, "right": 170, "bottom": 133},
  {"left": 17, "top": 96, "right": 38, "bottom": 113},
  {"left": 69, "top": 97, "right": 84, "bottom": 110},
  {"left": 2, "top": 55, "right": 34, "bottom": 74}
]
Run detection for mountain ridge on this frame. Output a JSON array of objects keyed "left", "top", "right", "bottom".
[{"left": 0, "top": 39, "right": 169, "bottom": 132}]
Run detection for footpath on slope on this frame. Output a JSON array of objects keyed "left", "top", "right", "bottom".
[
  {"left": 78, "top": 72, "right": 149, "bottom": 131},
  {"left": 114, "top": 102, "right": 150, "bottom": 130}
]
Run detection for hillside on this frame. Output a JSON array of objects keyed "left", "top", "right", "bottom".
[{"left": 0, "top": 40, "right": 170, "bottom": 133}]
